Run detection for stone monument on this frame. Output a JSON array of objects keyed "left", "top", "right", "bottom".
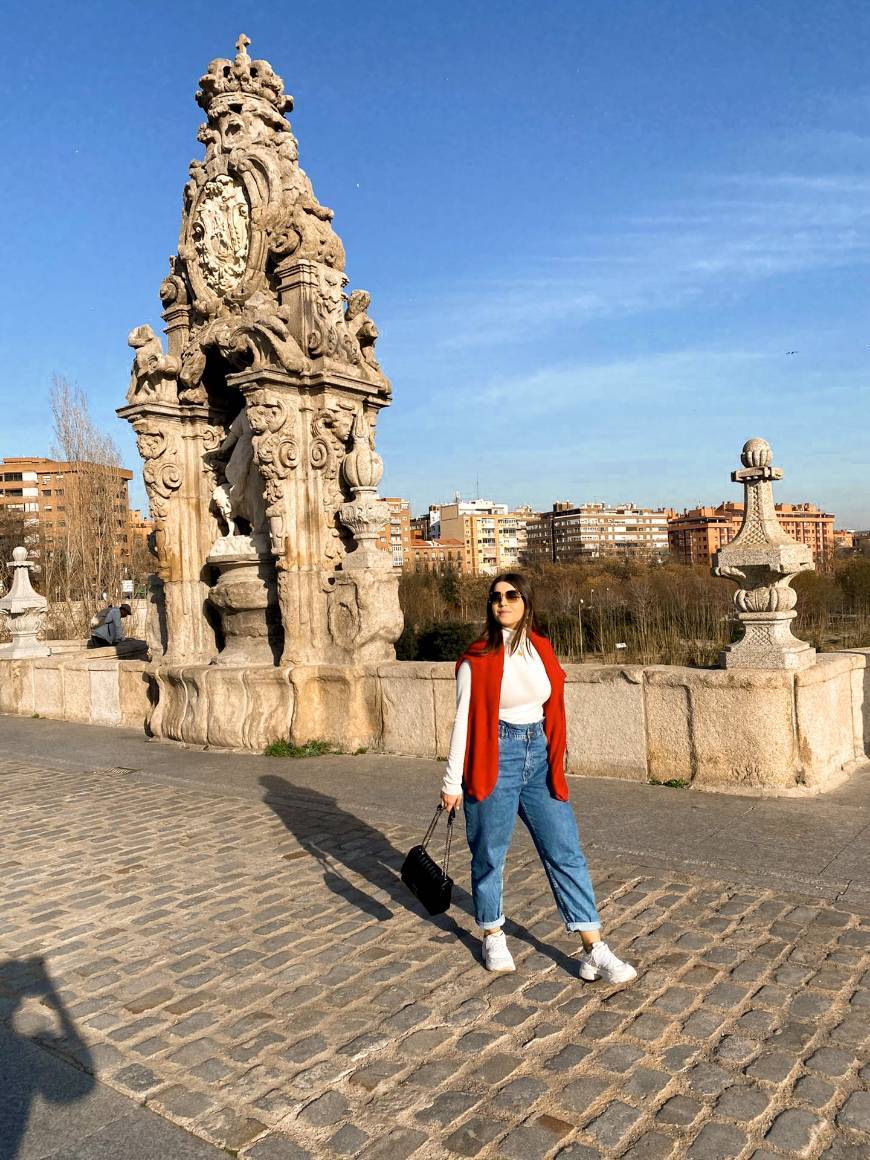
[
  {"left": 0, "top": 548, "right": 50, "bottom": 659},
  {"left": 118, "top": 36, "right": 403, "bottom": 748},
  {"left": 713, "top": 438, "right": 816, "bottom": 670}
]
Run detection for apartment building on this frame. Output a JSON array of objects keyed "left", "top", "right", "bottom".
[
  {"left": 0, "top": 456, "right": 135, "bottom": 555},
  {"left": 405, "top": 537, "right": 466, "bottom": 573},
  {"left": 437, "top": 500, "right": 528, "bottom": 576},
  {"left": 375, "top": 497, "right": 412, "bottom": 570},
  {"left": 668, "top": 502, "right": 835, "bottom": 565},
  {"left": 527, "top": 502, "right": 672, "bottom": 563}
]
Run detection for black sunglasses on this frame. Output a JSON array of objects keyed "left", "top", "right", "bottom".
[{"left": 489, "top": 589, "right": 523, "bottom": 605}]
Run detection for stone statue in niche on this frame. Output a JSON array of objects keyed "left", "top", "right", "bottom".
[{"left": 209, "top": 408, "right": 267, "bottom": 538}]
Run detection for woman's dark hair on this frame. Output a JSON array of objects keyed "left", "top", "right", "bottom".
[{"left": 480, "top": 571, "right": 544, "bottom": 654}]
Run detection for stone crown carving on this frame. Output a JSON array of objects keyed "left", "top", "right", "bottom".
[{"left": 197, "top": 34, "right": 292, "bottom": 115}]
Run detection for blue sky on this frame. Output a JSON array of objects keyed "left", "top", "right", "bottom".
[{"left": 2, "top": 1, "right": 869, "bottom": 525}]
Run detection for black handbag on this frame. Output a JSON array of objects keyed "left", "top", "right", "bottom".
[{"left": 401, "top": 805, "right": 455, "bottom": 916}]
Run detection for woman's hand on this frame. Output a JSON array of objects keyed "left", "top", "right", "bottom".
[{"left": 440, "top": 791, "right": 463, "bottom": 812}]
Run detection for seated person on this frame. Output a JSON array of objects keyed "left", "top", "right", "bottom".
[{"left": 89, "top": 603, "right": 132, "bottom": 648}]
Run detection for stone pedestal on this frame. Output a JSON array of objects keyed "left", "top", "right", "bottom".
[
  {"left": 207, "top": 534, "right": 281, "bottom": 665},
  {"left": 0, "top": 547, "right": 50, "bottom": 659},
  {"left": 713, "top": 439, "right": 816, "bottom": 671}
]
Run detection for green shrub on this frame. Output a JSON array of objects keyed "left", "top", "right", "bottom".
[{"left": 416, "top": 621, "right": 479, "bottom": 661}]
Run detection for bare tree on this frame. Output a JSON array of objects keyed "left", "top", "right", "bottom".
[{"left": 49, "top": 376, "right": 126, "bottom": 632}]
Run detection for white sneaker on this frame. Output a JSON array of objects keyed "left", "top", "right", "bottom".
[
  {"left": 482, "top": 930, "right": 516, "bottom": 973},
  {"left": 578, "top": 941, "right": 637, "bottom": 984}
]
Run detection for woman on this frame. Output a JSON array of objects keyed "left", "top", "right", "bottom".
[{"left": 440, "top": 572, "right": 636, "bottom": 983}]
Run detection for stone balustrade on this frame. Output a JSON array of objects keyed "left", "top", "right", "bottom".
[{"left": 2, "top": 650, "right": 867, "bottom": 795}]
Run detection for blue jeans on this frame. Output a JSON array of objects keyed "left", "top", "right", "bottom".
[{"left": 464, "top": 720, "right": 601, "bottom": 932}]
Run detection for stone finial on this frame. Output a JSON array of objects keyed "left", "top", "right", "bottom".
[
  {"left": 712, "top": 439, "right": 815, "bottom": 669},
  {"left": 0, "top": 547, "right": 50, "bottom": 658},
  {"left": 338, "top": 411, "right": 391, "bottom": 572}
]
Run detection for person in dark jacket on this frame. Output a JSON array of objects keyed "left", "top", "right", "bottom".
[{"left": 89, "top": 603, "right": 131, "bottom": 647}]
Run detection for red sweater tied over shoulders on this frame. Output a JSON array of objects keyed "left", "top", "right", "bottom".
[{"left": 456, "top": 630, "right": 568, "bottom": 803}]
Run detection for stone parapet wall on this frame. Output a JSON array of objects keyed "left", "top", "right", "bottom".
[
  {"left": 379, "top": 653, "right": 869, "bottom": 795},
  {"left": 0, "top": 654, "right": 152, "bottom": 730},
  {"left": 1, "top": 652, "right": 867, "bottom": 794}
]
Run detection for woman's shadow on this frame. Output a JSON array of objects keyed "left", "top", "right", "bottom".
[
  {"left": 0, "top": 956, "right": 95, "bottom": 1160},
  {"left": 259, "top": 773, "right": 474, "bottom": 926},
  {"left": 258, "top": 775, "right": 577, "bottom": 972}
]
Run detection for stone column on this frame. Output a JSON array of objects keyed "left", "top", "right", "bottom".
[{"left": 713, "top": 438, "right": 816, "bottom": 670}]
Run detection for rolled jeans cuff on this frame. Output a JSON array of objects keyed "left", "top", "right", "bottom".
[
  {"left": 478, "top": 914, "right": 505, "bottom": 931},
  {"left": 567, "top": 921, "right": 602, "bottom": 933}
]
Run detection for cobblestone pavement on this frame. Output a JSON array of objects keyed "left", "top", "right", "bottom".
[{"left": 1, "top": 756, "right": 868, "bottom": 1160}]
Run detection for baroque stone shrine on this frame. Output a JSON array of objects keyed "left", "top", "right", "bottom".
[{"left": 117, "top": 36, "right": 403, "bottom": 748}]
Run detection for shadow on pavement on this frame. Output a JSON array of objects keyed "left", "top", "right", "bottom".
[
  {"left": 258, "top": 774, "right": 579, "bottom": 973},
  {"left": 0, "top": 957, "right": 95, "bottom": 1160},
  {"left": 259, "top": 773, "right": 475, "bottom": 925}
]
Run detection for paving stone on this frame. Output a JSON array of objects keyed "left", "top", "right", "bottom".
[
  {"left": 585, "top": 1100, "right": 645, "bottom": 1149},
  {"left": 361, "top": 1128, "right": 428, "bottom": 1159},
  {"left": 621, "top": 1131, "right": 675, "bottom": 1158},
  {"left": 820, "top": 1143, "right": 870, "bottom": 1160},
  {"left": 623, "top": 1067, "right": 671, "bottom": 1101},
  {"left": 681, "top": 1010, "right": 726, "bottom": 1040},
  {"left": 764, "top": 1109, "right": 825, "bottom": 1155},
  {"left": 554, "top": 1145, "right": 602, "bottom": 1160},
  {"left": 793, "top": 1075, "right": 836, "bottom": 1108},
  {"left": 443, "top": 1117, "right": 503, "bottom": 1155},
  {"left": 685, "top": 1122, "right": 747, "bottom": 1159},
  {"left": 713, "top": 1035, "right": 757, "bottom": 1066},
  {"left": 474, "top": 1053, "right": 523, "bottom": 1085},
  {"left": 545, "top": 1044, "right": 592, "bottom": 1071},
  {"left": 806, "top": 1046, "right": 855, "bottom": 1076},
  {"left": 685, "top": 1061, "right": 733, "bottom": 1097},
  {"left": 629, "top": 1013, "right": 672, "bottom": 1042},
  {"left": 746, "top": 1050, "right": 795, "bottom": 1082},
  {"left": 837, "top": 1090, "right": 870, "bottom": 1134},
  {"left": 111, "top": 1062, "right": 163, "bottom": 1093},
  {"left": 499, "top": 1117, "right": 572, "bottom": 1159},
  {"left": 660, "top": 1044, "right": 699, "bottom": 1071},
  {"left": 655, "top": 1094, "right": 704, "bottom": 1127},
  {"left": 416, "top": 1090, "right": 480, "bottom": 1125},
  {"left": 491, "top": 1076, "right": 550, "bottom": 1110},
  {"left": 150, "top": 1084, "right": 216, "bottom": 1121},
  {"left": 243, "top": 1135, "right": 313, "bottom": 1160},
  {"left": 350, "top": 1060, "right": 404, "bottom": 1091},
  {"left": 714, "top": 1081, "right": 770, "bottom": 1118},
  {"left": 557, "top": 1076, "right": 612, "bottom": 1115},
  {"left": 595, "top": 1043, "right": 645, "bottom": 1073},
  {"left": 328, "top": 1124, "right": 370, "bottom": 1155},
  {"left": 298, "top": 1088, "right": 349, "bottom": 1126}
]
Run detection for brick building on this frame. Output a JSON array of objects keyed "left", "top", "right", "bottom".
[
  {"left": 668, "top": 502, "right": 835, "bottom": 565},
  {"left": 0, "top": 456, "right": 135, "bottom": 558}
]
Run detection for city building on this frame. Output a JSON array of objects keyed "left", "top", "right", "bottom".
[
  {"left": 527, "top": 502, "right": 673, "bottom": 563},
  {"left": 437, "top": 499, "right": 529, "bottom": 576},
  {"left": 833, "top": 529, "right": 855, "bottom": 552},
  {"left": 375, "top": 497, "right": 412, "bottom": 570},
  {"left": 405, "top": 537, "right": 466, "bottom": 573},
  {"left": 0, "top": 457, "right": 135, "bottom": 557},
  {"left": 668, "top": 501, "right": 835, "bottom": 565}
]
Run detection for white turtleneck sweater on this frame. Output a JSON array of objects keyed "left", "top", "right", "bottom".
[{"left": 441, "top": 628, "right": 551, "bottom": 796}]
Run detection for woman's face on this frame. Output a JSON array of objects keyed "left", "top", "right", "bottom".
[{"left": 490, "top": 581, "right": 525, "bottom": 631}]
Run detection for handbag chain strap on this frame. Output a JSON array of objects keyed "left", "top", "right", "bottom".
[{"left": 422, "top": 804, "right": 456, "bottom": 876}]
